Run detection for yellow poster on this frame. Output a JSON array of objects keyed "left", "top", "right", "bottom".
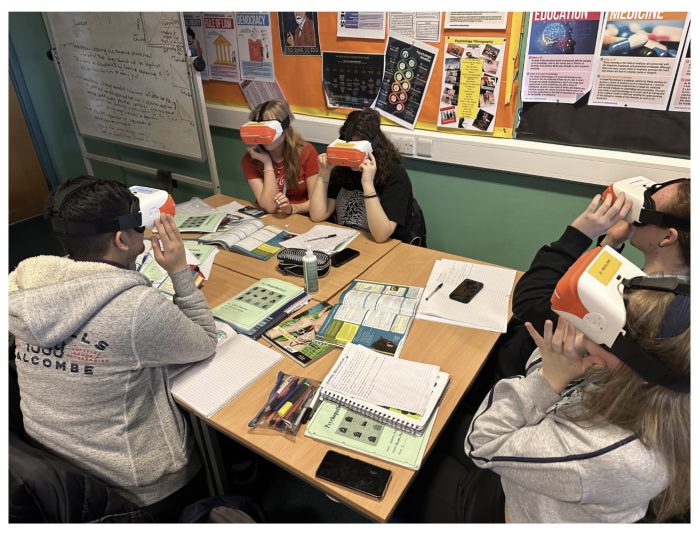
[{"left": 458, "top": 58, "right": 483, "bottom": 119}]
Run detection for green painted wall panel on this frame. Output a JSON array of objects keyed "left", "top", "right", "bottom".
[{"left": 10, "top": 12, "right": 644, "bottom": 272}]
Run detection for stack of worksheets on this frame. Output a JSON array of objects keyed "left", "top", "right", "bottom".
[{"left": 416, "top": 259, "right": 516, "bottom": 332}]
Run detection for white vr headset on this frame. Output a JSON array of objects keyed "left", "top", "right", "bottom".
[
  {"left": 602, "top": 176, "right": 689, "bottom": 231},
  {"left": 551, "top": 246, "right": 689, "bottom": 392},
  {"left": 326, "top": 139, "right": 373, "bottom": 168},
  {"left": 51, "top": 181, "right": 175, "bottom": 235}
]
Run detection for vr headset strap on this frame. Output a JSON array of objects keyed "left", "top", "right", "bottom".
[
  {"left": 638, "top": 209, "right": 690, "bottom": 232},
  {"left": 609, "top": 335, "right": 689, "bottom": 392},
  {"left": 51, "top": 212, "right": 142, "bottom": 235},
  {"left": 624, "top": 276, "right": 690, "bottom": 296}
]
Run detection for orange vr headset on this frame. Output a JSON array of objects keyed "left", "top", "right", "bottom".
[
  {"left": 326, "top": 139, "right": 373, "bottom": 168},
  {"left": 551, "top": 246, "right": 689, "bottom": 392},
  {"left": 601, "top": 176, "right": 689, "bottom": 231},
  {"left": 240, "top": 117, "right": 290, "bottom": 145}
]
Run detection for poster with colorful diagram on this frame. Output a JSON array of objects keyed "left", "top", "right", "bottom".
[
  {"left": 372, "top": 32, "right": 438, "bottom": 130},
  {"left": 235, "top": 12, "right": 275, "bottom": 82},
  {"left": 437, "top": 37, "right": 505, "bottom": 133}
]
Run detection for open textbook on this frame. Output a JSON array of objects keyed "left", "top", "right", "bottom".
[
  {"left": 198, "top": 220, "right": 293, "bottom": 260},
  {"left": 316, "top": 279, "right": 423, "bottom": 356}
]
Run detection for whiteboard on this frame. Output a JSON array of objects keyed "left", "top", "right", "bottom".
[{"left": 45, "top": 12, "right": 205, "bottom": 160}]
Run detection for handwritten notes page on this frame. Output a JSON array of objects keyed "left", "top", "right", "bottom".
[
  {"left": 279, "top": 224, "right": 359, "bottom": 254},
  {"left": 170, "top": 322, "right": 283, "bottom": 417},
  {"left": 321, "top": 343, "right": 439, "bottom": 414},
  {"left": 416, "top": 259, "right": 516, "bottom": 332}
]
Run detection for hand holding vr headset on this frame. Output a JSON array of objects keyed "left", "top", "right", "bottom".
[{"left": 571, "top": 191, "right": 632, "bottom": 239}]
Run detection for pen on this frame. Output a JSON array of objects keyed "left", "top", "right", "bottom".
[
  {"left": 248, "top": 371, "right": 284, "bottom": 427},
  {"left": 425, "top": 283, "right": 443, "bottom": 301},
  {"left": 307, "top": 234, "right": 337, "bottom": 242},
  {"left": 301, "top": 386, "right": 322, "bottom": 424},
  {"left": 272, "top": 378, "right": 305, "bottom": 413},
  {"left": 288, "top": 389, "right": 314, "bottom": 429},
  {"left": 138, "top": 251, "right": 150, "bottom": 271}
]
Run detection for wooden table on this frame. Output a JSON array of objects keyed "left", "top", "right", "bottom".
[
  {"left": 202, "top": 195, "right": 401, "bottom": 302},
  {"left": 194, "top": 242, "right": 520, "bottom": 522}
]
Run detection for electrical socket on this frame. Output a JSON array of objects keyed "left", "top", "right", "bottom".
[{"left": 391, "top": 135, "right": 415, "bottom": 156}]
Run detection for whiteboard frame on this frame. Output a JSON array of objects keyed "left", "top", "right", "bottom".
[{"left": 43, "top": 12, "right": 220, "bottom": 193}]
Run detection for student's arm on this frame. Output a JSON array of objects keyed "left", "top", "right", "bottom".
[
  {"left": 277, "top": 173, "right": 318, "bottom": 215},
  {"left": 309, "top": 153, "right": 336, "bottom": 222},
  {"left": 244, "top": 147, "right": 279, "bottom": 213},
  {"left": 513, "top": 193, "right": 632, "bottom": 332},
  {"left": 360, "top": 153, "right": 396, "bottom": 243},
  {"left": 134, "top": 215, "right": 217, "bottom": 367},
  {"left": 465, "top": 371, "right": 586, "bottom": 503}
]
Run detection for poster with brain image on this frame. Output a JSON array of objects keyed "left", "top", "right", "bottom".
[{"left": 372, "top": 32, "right": 438, "bottom": 130}]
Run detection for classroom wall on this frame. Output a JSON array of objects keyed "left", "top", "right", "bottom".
[{"left": 9, "top": 12, "right": 643, "bottom": 272}]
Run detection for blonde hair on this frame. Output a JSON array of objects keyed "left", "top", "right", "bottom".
[
  {"left": 249, "top": 100, "right": 307, "bottom": 192},
  {"left": 566, "top": 290, "right": 689, "bottom": 521}
]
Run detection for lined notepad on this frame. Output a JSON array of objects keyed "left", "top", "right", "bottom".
[{"left": 171, "top": 322, "right": 283, "bottom": 417}]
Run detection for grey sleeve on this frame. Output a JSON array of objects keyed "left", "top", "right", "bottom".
[
  {"left": 466, "top": 372, "right": 584, "bottom": 502},
  {"left": 131, "top": 268, "right": 218, "bottom": 367}
]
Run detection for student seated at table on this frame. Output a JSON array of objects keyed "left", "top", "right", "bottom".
[
  {"left": 398, "top": 225, "right": 689, "bottom": 522},
  {"left": 8, "top": 176, "right": 218, "bottom": 521},
  {"left": 475, "top": 178, "right": 690, "bottom": 394},
  {"left": 310, "top": 108, "right": 415, "bottom": 244},
  {"left": 241, "top": 99, "right": 318, "bottom": 216}
]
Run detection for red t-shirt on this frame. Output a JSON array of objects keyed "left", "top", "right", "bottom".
[{"left": 241, "top": 142, "right": 319, "bottom": 203}]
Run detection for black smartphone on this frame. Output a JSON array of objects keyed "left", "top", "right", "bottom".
[
  {"left": 315, "top": 450, "right": 392, "bottom": 499},
  {"left": 449, "top": 278, "right": 484, "bottom": 304},
  {"left": 238, "top": 206, "right": 265, "bottom": 217},
  {"left": 331, "top": 248, "right": 359, "bottom": 268}
]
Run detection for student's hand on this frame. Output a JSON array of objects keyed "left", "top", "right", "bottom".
[
  {"left": 525, "top": 319, "right": 604, "bottom": 393},
  {"left": 151, "top": 214, "right": 188, "bottom": 274},
  {"left": 571, "top": 192, "right": 632, "bottom": 239},
  {"left": 248, "top": 145, "right": 272, "bottom": 166},
  {"left": 599, "top": 220, "right": 634, "bottom": 249},
  {"left": 359, "top": 153, "right": 377, "bottom": 189},
  {"left": 275, "top": 193, "right": 293, "bottom": 215},
  {"left": 317, "top": 153, "right": 335, "bottom": 183}
]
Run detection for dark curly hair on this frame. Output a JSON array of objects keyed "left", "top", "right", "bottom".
[{"left": 331, "top": 108, "right": 402, "bottom": 189}]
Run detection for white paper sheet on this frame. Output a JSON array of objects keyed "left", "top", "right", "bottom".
[
  {"left": 171, "top": 323, "right": 283, "bottom": 417},
  {"left": 321, "top": 343, "right": 439, "bottom": 415},
  {"left": 416, "top": 259, "right": 516, "bottom": 332},
  {"left": 279, "top": 224, "right": 358, "bottom": 254}
]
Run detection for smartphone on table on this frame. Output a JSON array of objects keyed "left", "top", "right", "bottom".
[
  {"left": 238, "top": 206, "right": 265, "bottom": 217},
  {"left": 315, "top": 450, "right": 392, "bottom": 500},
  {"left": 449, "top": 278, "right": 484, "bottom": 304},
  {"left": 330, "top": 248, "right": 359, "bottom": 268}
]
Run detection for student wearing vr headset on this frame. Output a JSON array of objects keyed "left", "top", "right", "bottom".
[
  {"left": 399, "top": 187, "right": 689, "bottom": 523},
  {"left": 240, "top": 99, "right": 318, "bottom": 216},
  {"left": 8, "top": 176, "right": 218, "bottom": 520},
  {"left": 310, "top": 108, "right": 415, "bottom": 243}
]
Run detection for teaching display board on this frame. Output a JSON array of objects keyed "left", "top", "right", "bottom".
[
  {"left": 201, "top": 12, "right": 522, "bottom": 138},
  {"left": 44, "top": 12, "right": 206, "bottom": 160}
]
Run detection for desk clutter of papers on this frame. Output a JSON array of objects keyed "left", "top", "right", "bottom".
[
  {"left": 279, "top": 224, "right": 359, "bottom": 255},
  {"left": 416, "top": 259, "right": 517, "bottom": 332}
]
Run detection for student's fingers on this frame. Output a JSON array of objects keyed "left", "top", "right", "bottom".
[
  {"left": 157, "top": 214, "right": 177, "bottom": 245},
  {"left": 562, "top": 321, "right": 579, "bottom": 359},
  {"left": 164, "top": 214, "right": 183, "bottom": 244},
  {"left": 586, "top": 194, "right": 602, "bottom": 214},
  {"left": 550, "top": 318, "right": 565, "bottom": 354},
  {"left": 367, "top": 152, "right": 377, "bottom": 166},
  {"left": 150, "top": 235, "right": 164, "bottom": 262},
  {"left": 524, "top": 321, "right": 546, "bottom": 350},
  {"left": 618, "top": 196, "right": 633, "bottom": 221}
]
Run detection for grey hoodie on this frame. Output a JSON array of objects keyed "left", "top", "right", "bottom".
[
  {"left": 9, "top": 255, "right": 218, "bottom": 506},
  {"left": 466, "top": 350, "right": 668, "bottom": 522}
]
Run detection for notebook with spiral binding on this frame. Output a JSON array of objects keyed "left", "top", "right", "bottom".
[{"left": 318, "top": 344, "right": 450, "bottom": 436}]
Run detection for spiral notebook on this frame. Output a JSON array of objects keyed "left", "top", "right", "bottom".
[{"left": 318, "top": 343, "right": 449, "bottom": 436}]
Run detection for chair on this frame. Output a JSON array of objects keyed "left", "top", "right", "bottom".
[
  {"left": 404, "top": 198, "right": 427, "bottom": 248},
  {"left": 9, "top": 431, "right": 154, "bottom": 523}
]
